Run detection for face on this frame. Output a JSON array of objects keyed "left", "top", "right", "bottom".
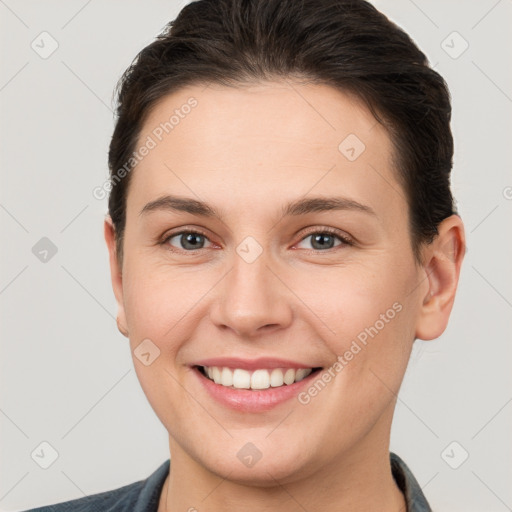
[{"left": 105, "top": 80, "right": 459, "bottom": 484}]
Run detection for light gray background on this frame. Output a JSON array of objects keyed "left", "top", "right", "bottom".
[{"left": 1, "top": 1, "right": 511, "bottom": 510}]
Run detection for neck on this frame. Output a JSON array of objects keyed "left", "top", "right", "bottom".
[{"left": 158, "top": 431, "right": 405, "bottom": 512}]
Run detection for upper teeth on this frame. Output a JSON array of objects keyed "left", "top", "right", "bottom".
[{"left": 203, "top": 366, "right": 313, "bottom": 390}]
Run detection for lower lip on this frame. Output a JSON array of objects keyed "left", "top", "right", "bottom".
[{"left": 193, "top": 366, "right": 321, "bottom": 412}]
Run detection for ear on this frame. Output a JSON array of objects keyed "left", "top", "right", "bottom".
[
  {"left": 415, "top": 214, "right": 466, "bottom": 341},
  {"left": 104, "top": 215, "right": 129, "bottom": 337}
]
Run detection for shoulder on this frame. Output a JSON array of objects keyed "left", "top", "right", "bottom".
[
  {"left": 20, "top": 482, "right": 143, "bottom": 512},
  {"left": 21, "top": 459, "right": 170, "bottom": 512}
]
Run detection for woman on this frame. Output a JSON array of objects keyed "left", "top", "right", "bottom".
[{"left": 25, "top": 0, "right": 465, "bottom": 510}]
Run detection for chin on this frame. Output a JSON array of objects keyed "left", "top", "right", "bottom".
[{"left": 198, "top": 442, "right": 316, "bottom": 486}]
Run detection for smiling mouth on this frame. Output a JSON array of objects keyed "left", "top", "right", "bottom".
[{"left": 196, "top": 365, "right": 323, "bottom": 390}]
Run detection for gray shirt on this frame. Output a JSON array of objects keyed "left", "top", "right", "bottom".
[{"left": 22, "top": 452, "right": 431, "bottom": 511}]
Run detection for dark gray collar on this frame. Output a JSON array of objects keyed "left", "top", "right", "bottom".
[{"left": 391, "top": 452, "right": 432, "bottom": 512}]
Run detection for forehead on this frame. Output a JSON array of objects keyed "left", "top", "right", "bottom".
[
  {"left": 140, "top": 80, "right": 386, "bottom": 154},
  {"left": 127, "top": 80, "right": 403, "bottom": 221}
]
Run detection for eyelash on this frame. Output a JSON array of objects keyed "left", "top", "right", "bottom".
[{"left": 159, "top": 227, "right": 354, "bottom": 253}]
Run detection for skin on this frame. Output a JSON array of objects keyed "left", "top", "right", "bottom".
[{"left": 104, "top": 80, "right": 465, "bottom": 512}]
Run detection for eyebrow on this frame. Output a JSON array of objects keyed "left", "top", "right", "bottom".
[{"left": 139, "top": 194, "right": 377, "bottom": 219}]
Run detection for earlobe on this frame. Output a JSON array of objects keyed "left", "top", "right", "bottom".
[
  {"left": 104, "top": 216, "right": 129, "bottom": 338},
  {"left": 116, "top": 316, "right": 129, "bottom": 337},
  {"left": 415, "top": 215, "right": 466, "bottom": 341}
]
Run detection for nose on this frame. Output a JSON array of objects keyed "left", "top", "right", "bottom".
[{"left": 209, "top": 250, "right": 293, "bottom": 339}]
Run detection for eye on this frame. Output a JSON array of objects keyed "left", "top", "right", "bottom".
[
  {"left": 163, "top": 230, "right": 214, "bottom": 251},
  {"left": 296, "top": 228, "right": 353, "bottom": 251},
  {"left": 160, "top": 227, "right": 353, "bottom": 253}
]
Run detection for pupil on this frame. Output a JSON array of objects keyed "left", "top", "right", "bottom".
[
  {"left": 312, "top": 234, "right": 333, "bottom": 250},
  {"left": 183, "top": 233, "right": 203, "bottom": 250}
]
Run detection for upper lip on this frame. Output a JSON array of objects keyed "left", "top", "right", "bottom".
[{"left": 192, "top": 357, "right": 322, "bottom": 371}]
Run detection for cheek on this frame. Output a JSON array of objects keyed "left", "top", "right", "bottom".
[
  {"left": 297, "top": 258, "right": 416, "bottom": 394},
  {"left": 122, "top": 260, "right": 211, "bottom": 345},
  {"left": 292, "top": 259, "right": 409, "bottom": 342}
]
